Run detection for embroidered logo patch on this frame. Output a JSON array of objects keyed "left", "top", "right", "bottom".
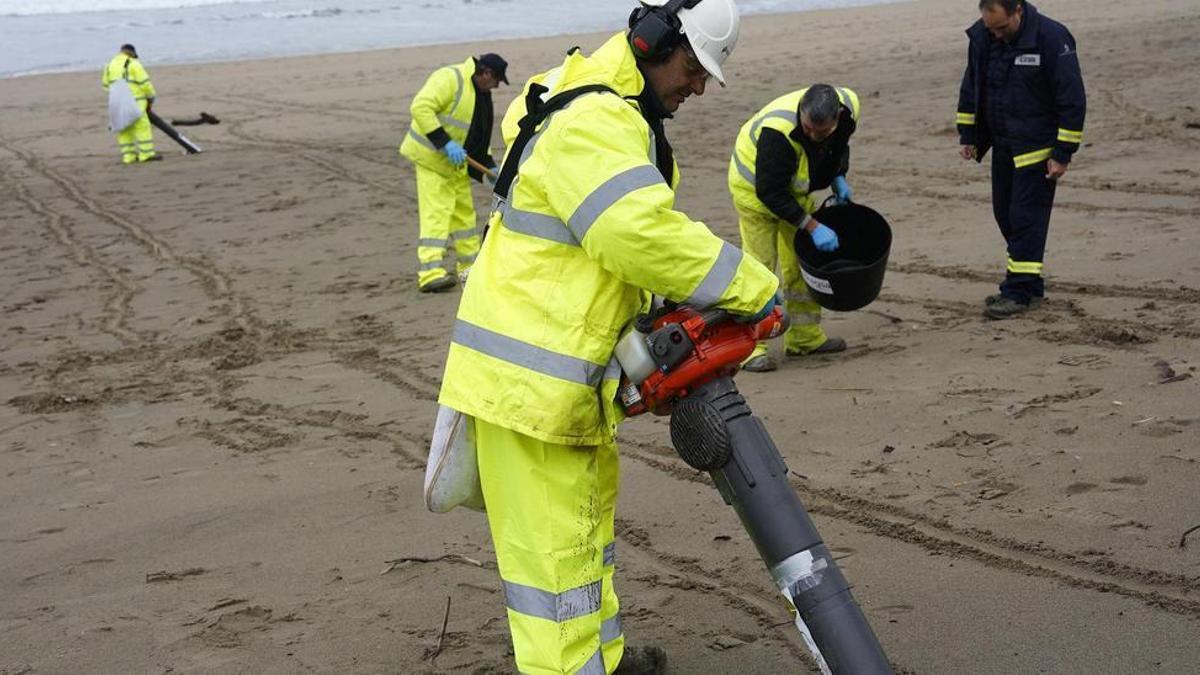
[{"left": 1015, "top": 54, "right": 1041, "bottom": 66}]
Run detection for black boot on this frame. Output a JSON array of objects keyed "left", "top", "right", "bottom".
[{"left": 614, "top": 646, "right": 667, "bottom": 675}]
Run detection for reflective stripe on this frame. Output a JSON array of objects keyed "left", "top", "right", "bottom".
[
  {"left": 733, "top": 152, "right": 756, "bottom": 186},
  {"left": 1013, "top": 147, "right": 1053, "bottom": 168},
  {"left": 458, "top": 253, "right": 477, "bottom": 264},
  {"left": 956, "top": 112, "right": 976, "bottom": 125},
  {"left": 784, "top": 288, "right": 813, "bottom": 303},
  {"left": 454, "top": 319, "right": 608, "bottom": 387},
  {"left": 439, "top": 114, "right": 469, "bottom": 130},
  {"left": 603, "top": 541, "right": 616, "bottom": 566},
  {"left": 603, "top": 356, "right": 621, "bottom": 382},
  {"left": 418, "top": 238, "right": 450, "bottom": 248},
  {"left": 1007, "top": 258, "right": 1044, "bottom": 275},
  {"left": 503, "top": 578, "right": 602, "bottom": 622},
  {"left": 566, "top": 165, "right": 664, "bottom": 242},
  {"left": 449, "top": 66, "right": 464, "bottom": 114},
  {"left": 450, "top": 228, "right": 478, "bottom": 240},
  {"left": 836, "top": 87, "right": 858, "bottom": 119},
  {"left": 407, "top": 128, "right": 438, "bottom": 151},
  {"left": 601, "top": 614, "right": 622, "bottom": 643},
  {"left": 492, "top": 96, "right": 598, "bottom": 246},
  {"left": 750, "top": 109, "right": 797, "bottom": 144},
  {"left": 501, "top": 202, "right": 580, "bottom": 246},
  {"left": 686, "top": 241, "right": 743, "bottom": 309},
  {"left": 419, "top": 260, "right": 445, "bottom": 271},
  {"left": 1057, "top": 128, "right": 1083, "bottom": 143},
  {"left": 789, "top": 312, "right": 823, "bottom": 326},
  {"left": 578, "top": 648, "right": 606, "bottom": 675}
]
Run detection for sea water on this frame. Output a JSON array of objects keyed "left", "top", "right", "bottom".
[{"left": 1, "top": 0, "right": 901, "bottom": 78}]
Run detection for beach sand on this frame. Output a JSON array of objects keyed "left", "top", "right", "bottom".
[{"left": 2, "top": 0, "right": 1199, "bottom": 671}]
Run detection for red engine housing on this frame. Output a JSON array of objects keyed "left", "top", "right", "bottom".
[{"left": 623, "top": 306, "right": 787, "bottom": 416}]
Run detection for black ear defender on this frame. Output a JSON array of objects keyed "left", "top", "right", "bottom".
[{"left": 627, "top": 0, "right": 700, "bottom": 61}]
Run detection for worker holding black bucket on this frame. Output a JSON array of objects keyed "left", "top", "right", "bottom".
[{"left": 729, "top": 84, "right": 866, "bottom": 372}]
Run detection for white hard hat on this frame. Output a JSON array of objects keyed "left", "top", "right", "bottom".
[{"left": 640, "top": 0, "right": 741, "bottom": 86}]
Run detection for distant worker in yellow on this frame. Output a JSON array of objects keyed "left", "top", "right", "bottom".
[
  {"left": 729, "top": 84, "right": 861, "bottom": 372},
  {"left": 400, "top": 53, "right": 508, "bottom": 293},
  {"left": 101, "top": 44, "right": 160, "bottom": 164}
]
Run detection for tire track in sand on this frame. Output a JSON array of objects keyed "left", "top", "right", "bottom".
[
  {"left": 1, "top": 159, "right": 141, "bottom": 344},
  {"left": 619, "top": 440, "right": 1200, "bottom": 620},
  {"left": 1, "top": 139, "right": 258, "bottom": 332},
  {"left": 211, "top": 100, "right": 411, "bottom": 200},
  {"left": 3, "top": 139, "right": 434, "bottom": 464}
]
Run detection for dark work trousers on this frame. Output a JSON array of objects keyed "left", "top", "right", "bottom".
[{"left": 990, "top": 144, "right": 1057, "bottom": 303}]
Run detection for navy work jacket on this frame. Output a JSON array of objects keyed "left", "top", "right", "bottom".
[{"left": 956, "top": 2, "right": 1086, "bottom": 168}]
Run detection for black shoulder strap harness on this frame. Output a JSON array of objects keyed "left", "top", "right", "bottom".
[{"left": 492, "top": 82, "right": 617, "bottom": 202}]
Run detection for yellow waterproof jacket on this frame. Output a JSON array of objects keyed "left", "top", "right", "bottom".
[
  {"left": 101, "top": 53, "right": 156, "bottom": 102},
  {"left": 400, "top": 56, "right": 479, "bottom": 174},
  {"left": 729, "top": 87, "right": 860, "bottom": 215},
  {"left": 438, "top": 32, "right": 778, "bottom": 446},
  {"left": 499, "top": 64, "right": 560, "bottom": 149}
]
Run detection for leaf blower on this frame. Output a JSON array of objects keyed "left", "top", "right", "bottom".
[{"left": 614, "top": 304, "right": 893, "bottom": 674}]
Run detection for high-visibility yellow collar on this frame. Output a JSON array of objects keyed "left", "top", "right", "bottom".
[{"left": 550, "top": 32, "right": 646, "bottom": 101}]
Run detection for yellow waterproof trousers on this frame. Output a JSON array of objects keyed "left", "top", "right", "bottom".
[
  {"left": 116, "top": 102, "right": 155, "bottom": 164},
  {"left": 475, "top": 418, "right": 624, "bottom": 674},
  {"left": 736, "top": 203, "right": 827, "bottom": 355},
  {"left": 414, "top": 163, "right": 480, "bottom": 288}
]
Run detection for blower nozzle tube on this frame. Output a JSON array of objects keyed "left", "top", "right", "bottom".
[{"left": 670, "top": 376, "right": 892, "bottom": 675}]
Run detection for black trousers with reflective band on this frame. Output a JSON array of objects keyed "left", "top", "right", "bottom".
[{"left": 991, "top": 144, "right": 1057, "bottom": 303}]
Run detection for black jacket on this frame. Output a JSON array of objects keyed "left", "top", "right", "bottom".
[
  {"left": 957, "top": 2, "right": 1086, "bottom": 165},
  {"left": 755, "top": 106, "right": 855, "bottom": 226}
]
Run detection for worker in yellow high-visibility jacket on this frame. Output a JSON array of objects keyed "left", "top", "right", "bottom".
[
  {"left": 437, "top": 2, "right": 776, "bottom": 672},
  {"left": 101, "top": 44, "right": 160, "bottom": 164},
  {"left": 399, "top": 53, "right": 507, "bottom": 293},
  {"left": 729, "top": 84, "right": 861, "bottom": 372}
]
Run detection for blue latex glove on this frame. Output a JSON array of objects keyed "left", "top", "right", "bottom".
[
  {"left": 832, "top": 175, "right": 853, "bottom": 204},
  {"left": 810, "top": 222, "right": 840, "bottom": 252},
  {"left": 442, "top": 140, "right": 467, "bottom": 167},
  {"left": 739, "top": 291, "right": 782, "bottom": 324}
]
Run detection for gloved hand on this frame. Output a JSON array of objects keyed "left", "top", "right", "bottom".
[
  {"left": 810, "top": 222, "right": 840, "bottom": 252},
  {"left": 738, "top": 291, "right": 782, "bottom": 324},
  {"left": 832, "top": 175, "right": 853, "bottom": 204},
  {"left": 442, "top": 140, "right": 467, "bottom": 167}
]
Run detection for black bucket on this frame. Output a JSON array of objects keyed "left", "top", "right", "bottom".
[{"left": 793, "top": 202, "right": 892, "bottom": 312}]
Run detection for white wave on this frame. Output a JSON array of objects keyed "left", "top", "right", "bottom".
[{"left": 1, "top": 0, "right": 275, "bottom": 17}]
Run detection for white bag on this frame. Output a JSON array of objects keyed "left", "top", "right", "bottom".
[
  {"left": 108, "top": 79, "right": 141, "bottom": 132},
  {"left": 423, "top": 405, "right": 485, "bottom": 513}
]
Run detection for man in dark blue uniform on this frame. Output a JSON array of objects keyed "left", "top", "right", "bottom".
[{"left": 957, "top": 0, "right": 1086, "bottom": 319}]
